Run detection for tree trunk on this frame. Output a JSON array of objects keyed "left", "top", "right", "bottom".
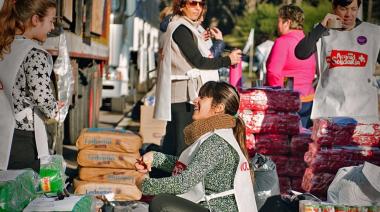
[
  {"left": 245, "top": 0, "right": 256, "bottom": 13},
  {"left": 295, "top": 0, "right": 302, "bottom": 5},
  {"left": 368, "top": 0, "right": 373, "bottom": 22}
]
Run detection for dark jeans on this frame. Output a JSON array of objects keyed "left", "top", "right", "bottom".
[
  {"left": 149, "top": 194, "right": 209, "bottom": 212},
  {"left": 161, "top": 102, "right": 194, "bottom": 156},
  {"left": 298, "top": 101, "right": 313, "bottom": 129},
  {"left": 7, "top": 129, "right": 40, "bottom": 172}
]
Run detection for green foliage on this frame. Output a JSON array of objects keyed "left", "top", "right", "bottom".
[
  {"left": 225, "top": 3, "right": 278, "bottom": 48},
  {"left": 301, "top": 0, "right": 332, "bottom": 32},
  {"left": 225, "top": 0, "right": 331, "bottom": 48}
]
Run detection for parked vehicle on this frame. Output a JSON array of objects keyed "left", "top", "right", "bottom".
[{"left": 103, "top": 0, "right": 160, "bottom": 101}]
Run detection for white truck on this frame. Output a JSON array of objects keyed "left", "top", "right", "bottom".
[{"left": 103, "top": 0, "right": 160, "bottom": 107}]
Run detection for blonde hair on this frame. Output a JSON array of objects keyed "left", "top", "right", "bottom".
[
  {"left": 278, "top": 4, "right": 304, "bottom": 30},
  {"left": 160, "top": 6, "right": 173, "bottom": 21},
  {"left": 0, "top": 0, "right": 56, "bottom": 59}
]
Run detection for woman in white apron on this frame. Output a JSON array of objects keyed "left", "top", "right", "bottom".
[
  {"left": 295, "top": 0, "right": 380, "bottom": 123},
  {"left": 136, "top": 81, "right": 257, "bottom": 212},
  {"left": 0, "top": 0, "right": 62, "bottom": 172},
  {"left": 154, "top": 0, "right": 242, "bottom": 157}
]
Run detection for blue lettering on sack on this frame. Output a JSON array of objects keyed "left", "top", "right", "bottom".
[{"left": 85, "top": 138, "right": 112, "bottom": 145}]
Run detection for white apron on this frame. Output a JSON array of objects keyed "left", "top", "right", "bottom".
[
  {"left": 169, "top": 18, "right": 219, "bottom": 88},
  {"left": 154, "top": 17, "right": 219, "bottom": 121},
  {"left": 174, "top": 128, "right": 258, "bottom": 212},
  {"left": 0, "top": 82, "right": 15, "bottom": 170},
  {"left": 312, "top": 22, "right": 380, "bottom": 122},
  {"left": 0, "top": 38, "right": 51, "bottom": 170}
]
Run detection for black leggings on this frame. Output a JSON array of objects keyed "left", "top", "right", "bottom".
[
  {"left": 149, "top": 194, "right": 209, "bottom": 212},
  {"left": 7, "top": 129, "right": 40, "bottom": 172},
  {"left": 161, "top": 102, "right": 194, "bottom": 156}
]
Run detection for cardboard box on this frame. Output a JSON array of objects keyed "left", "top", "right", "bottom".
[{"left": 139, "top": 105, "right": 167, "bottom": 145}]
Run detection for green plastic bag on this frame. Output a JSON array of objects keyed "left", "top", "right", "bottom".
[
  {"left": 0, "top": 169, "right": 39, "bottom": 212},
  {"left": 39, "top": 155, "right": 66, "bottom": 194}
]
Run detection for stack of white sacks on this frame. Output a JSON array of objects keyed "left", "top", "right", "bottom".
[{"left": 74, "top": 128, "right": 145, "bottom": 201}]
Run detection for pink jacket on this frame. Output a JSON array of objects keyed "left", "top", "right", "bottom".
[{"left": 266, "top": 30, "right": 316, "bottom": 100}]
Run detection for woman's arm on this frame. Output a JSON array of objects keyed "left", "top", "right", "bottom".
[
  {"left": 141, "top": 135, "right": 231, "bottom": 195},
  {"left": 24, "top": 49, "right": 58, "bottom": 119},
  {"left": 173, "top": 25, "right": 231, "bottom": 69},
  {"left": 266, "top": 38, "right": 288, "bottom": 86},
  {"left": 209, "top": 27, "right": 225, "bottom": 58},
  {"left": 151, "top": 151, "right": 178, "bottom": 173},
  {"left": 295, "top": 24, "right": 327, "bottom": 60}
]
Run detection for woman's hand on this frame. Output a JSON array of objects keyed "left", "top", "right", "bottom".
[
  {"left": 202, "top": 29, "right": 211, "bottom": 41},
  {"left": 57, "top": 101, "right": 65, "bottom": 109},
  {"left": 210, "top": 27, "right": 223, "bottom": 40},
  {"left": 135, "top": 151, "right": 154, "bottom": 173},
  {"left": 321, "top": 13, "right": 342, "bottom": 28},
  {"left": 228, "top": 49, "right": 242, "bottom": 65}
]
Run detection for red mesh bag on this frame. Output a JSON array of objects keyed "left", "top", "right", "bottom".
[
  {"left": 301, "top": 168, "right": 335, "bottom": 200},
  {"left": 254, "top": 134, "right": 290, "bottom": 155},
  {"left": 240, "top": 110, "right": 300, "bottom": 135},
  {"left": 239, "top": 88, "right": 301, "bottom": 112},
  {"left": 290, "top": 133, "right": 313, "bottom": 156}
]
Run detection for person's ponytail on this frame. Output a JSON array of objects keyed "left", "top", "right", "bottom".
[
  {"left": 0, "top": 1, "right": 17, "bottom": 60},
  {"left": 233, "top": 116, "right": 255, "bottom": 181},
  {"left": 199, "top": 81, "right": 254, "bottom": 181},
  {"left": 233, "top": 116, "right": 249, "bottom": 161}
]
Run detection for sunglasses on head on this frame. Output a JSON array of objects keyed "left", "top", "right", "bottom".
[{"left": 186, "top": 0, "right": 205, "bottom": 7}]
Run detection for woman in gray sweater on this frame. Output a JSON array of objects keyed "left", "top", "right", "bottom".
[
  {"left": 154, "top": 0, "right": 242, "bottom": 157},
  {"left": 136, "top": 81, "right": 257, "bottom": 212}
]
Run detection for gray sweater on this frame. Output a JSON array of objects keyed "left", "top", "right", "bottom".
[{"left": 142, "top": 134, "right": 240, "bottom": 212}]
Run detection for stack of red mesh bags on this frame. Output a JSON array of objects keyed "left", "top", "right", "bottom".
[
  {"left": 239, "top": 87, "right": 311, "bottom": 193},
  {"left": 302, "top": 118, "right": 380, "bottom": 199}
]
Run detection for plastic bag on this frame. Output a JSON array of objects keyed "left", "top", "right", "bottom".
[
  {"left": 312, "top": 118, "right": 380, "bottom": 147},
  {"left": 101, "top": 201, "right": 149, "bottom": 212},
  {"left": 254, "top": 134, "right": 290, "bottom": 155},
  {"left": 39, "top": 155, "right": 67, "bottom": 194},
  {"left": 301, "top": 168, "right": 335, "bottom": 199},
  {"left": 23, "top": 195, "right": 95, "bottom": 212},
  {"left": 241, "top": 110, "right": 300, "bottom": 135},
  {"left": 251, "top": 153, "right": 280, "bottom": 210},
  {"left": 327, "top": 162, "right": 380, "bottom": 205},
  {"left": 239, "top": 87, "right": 301, "bottom": 112},
  {"left": 0, "top": 169, "right": 39, "bottom": 211},
  {"left": 53, "top": 32, "right": 74, "bottom": 123}
]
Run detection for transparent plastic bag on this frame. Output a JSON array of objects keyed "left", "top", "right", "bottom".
[
  {"left": 39, "top": 155, "right": 67, "bottom": 194},
  {"left": 102, "top": 201, "right": 149, "bottom": 212},
  {"left": 53, "top": 32, "right": 74, "bottom": 123},
  {"left": 23, "top": 195, "right": 95, "bottom": 212},
  {"left": 0, "top": 169, "right": 39, "bottom": 211}
]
